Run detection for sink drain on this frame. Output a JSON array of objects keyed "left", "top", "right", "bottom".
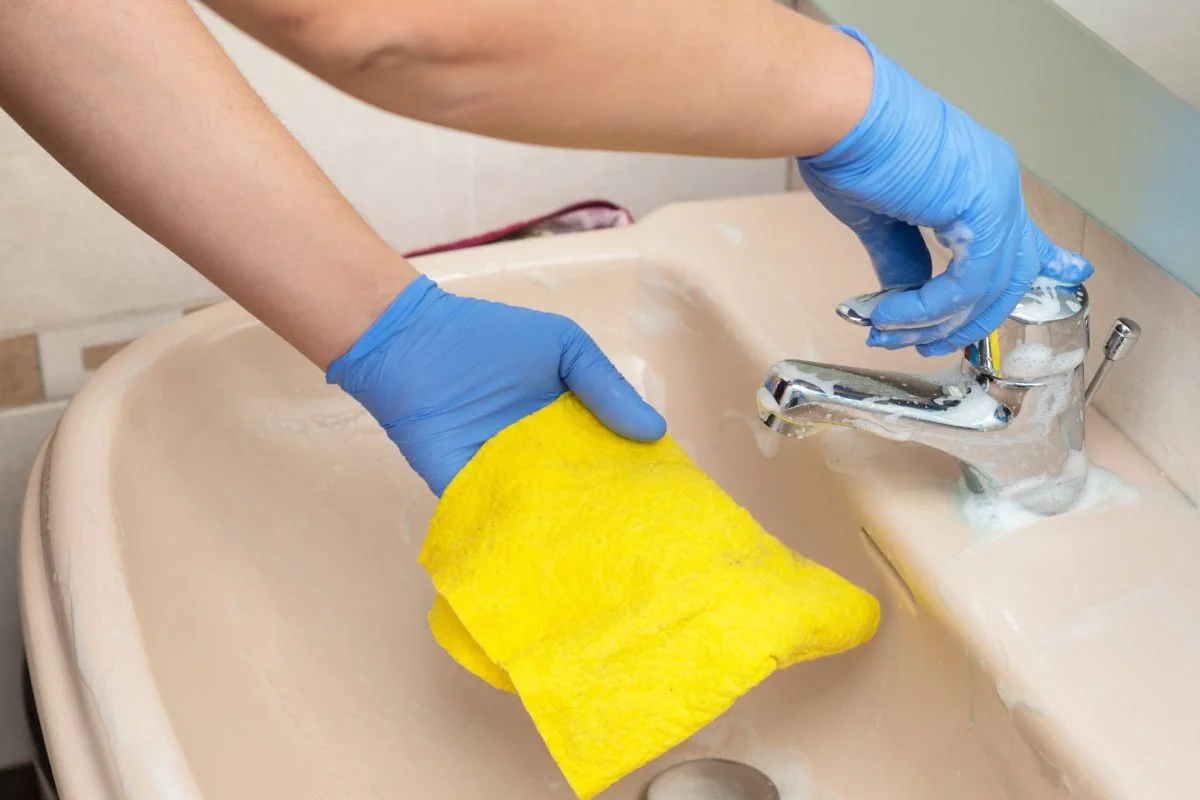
[{"left": 645, "top": 759, "right": 779, "bottom": 800}]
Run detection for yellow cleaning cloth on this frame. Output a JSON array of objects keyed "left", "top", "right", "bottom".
[{"left": 420, "top": 394, "right": 880, "bottom": 798}]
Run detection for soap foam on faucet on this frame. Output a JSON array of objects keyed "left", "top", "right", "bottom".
[
  {"left": 1014, "top": 275, "right": 1073, "bottom": 323},
  {"left": 961, "top": 450, "right": 1136, "bottom": 536},
  {"left": 721, "top": 410, "right": 783, "bottom": 459},
  {"left": 1000, "top": 343, "right": 1085, "bottom": 382}
]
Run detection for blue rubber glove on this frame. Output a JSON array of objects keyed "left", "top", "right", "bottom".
[
  {"left": 327, "top": 276, "right": 667, "bottom": 496},
  {"left": 797, "top": 27, "right": 1093, "bottom": 356}
]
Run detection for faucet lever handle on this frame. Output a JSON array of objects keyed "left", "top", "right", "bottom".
[
  {"left": 835, "top": 286, "right": 922, "bottom": 327},
  {"left": 836, "top": 288, "right": 1002, "bottom": 375}
]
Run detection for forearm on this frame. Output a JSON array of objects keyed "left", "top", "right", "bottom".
[
  {"left": 205, "top": 0, "right": 872, "bottom": 158},
  {"left": 0, "top": 0, "right": 416, "bottom": 368}
]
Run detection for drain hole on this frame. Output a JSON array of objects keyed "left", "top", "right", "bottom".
[{"left": 645, "top": 758, "right": 779, "bottom": 800}]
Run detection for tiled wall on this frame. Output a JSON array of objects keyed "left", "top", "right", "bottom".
[{"left": 0, "top": 6, "right": 787, "bottom": 771}]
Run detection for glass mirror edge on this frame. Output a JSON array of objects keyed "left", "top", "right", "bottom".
[{"left": 814, "top": 0, "right": 1200, "bottom": 295}]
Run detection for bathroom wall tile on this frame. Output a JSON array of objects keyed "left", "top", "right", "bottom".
[
  {"left": 1082, "top": 217, "right": 1200, "bottom": 502},
  {"left": 37, "top": 310, "right": 182, "bottom": 400},
  {"left": 1022, "top": 170, "right": 1086, "bottom": 254},
  {"left": 80, "top": 340, "right": 134, "bottom": 372},
  {"left": 0, "top": 401, "right": 67, "bottom": 770},
  {"left": 0, "top": 337, "right": 41, "bottom": 408}
]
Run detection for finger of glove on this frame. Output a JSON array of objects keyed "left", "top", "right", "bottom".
[
  {"left": 559, "top": 324, "right": 667, "bottom": 442},
  {"left": 866, "top": 314, "right": 971, "bottom": 350},
  {"left": 853, "top": 216, "right": 934, "bottom": 290},
  {"left": 915, "top": 223, "right": 1044, "bottom": 356},
  {"left": 798, "top": 164, "right": 933, "bottom": 289},
  {"left": 1030, "top": 221, "right": 1094, "bottom": 284},
  {"left": 870, "top": 220, "right": 1007, "bottom": 335}
]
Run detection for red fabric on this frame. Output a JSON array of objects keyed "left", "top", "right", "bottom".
[{"left": 402, "top": 200, "right": 634, "bottom": 258}]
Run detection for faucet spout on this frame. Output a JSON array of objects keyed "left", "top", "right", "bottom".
[
  {"left": 758, "top": 357, "right": 1085, "bottom": 514},
  {"left": 758, "top": 360, "right": 1012, "bottom": 440}
]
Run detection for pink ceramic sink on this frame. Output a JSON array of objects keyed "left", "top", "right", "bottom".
[{"left": 21, "top": 194, "right": 1200, "bottom": 799}]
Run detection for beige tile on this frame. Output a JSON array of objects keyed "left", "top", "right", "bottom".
[
  {"left": 0, "top": 401, "right": 67, "bottom": 768},
  {"left": 0, "top": 335, "right": 41, "bottom": 407},
  {"left": 38, "top": 310, "right": 182, "bottom": 399},
  {"left": 1082, "top": 217, "right": 1200, "bottom": 502},
  {"left": 81, "top": 340, "right": 133, "bottom": 371},
  {"left": 1022, "top": 170, "right": 1086, "bottom": 254}
]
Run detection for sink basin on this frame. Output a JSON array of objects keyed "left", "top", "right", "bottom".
[{"left": 21, "top": 193, "right": 1200, "bottom": 799}]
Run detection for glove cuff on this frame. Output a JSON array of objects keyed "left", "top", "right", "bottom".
[
  {"left": 799, "top": 25, "right": 926, "bottom": 172},
  {"left": 326, "top": 274, "right": 442, "bottom": 390}
]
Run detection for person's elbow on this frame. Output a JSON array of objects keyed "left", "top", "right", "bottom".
[{"left": 269, "top": 2, "right": 486, "bottom": 88}]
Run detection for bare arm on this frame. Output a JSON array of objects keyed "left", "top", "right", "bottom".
[
  {"left": 203, "top": 0, "right": 873, "bottom": 158},
  {"left": 0, "top": 0, "right": 417, "bottom": 368}
]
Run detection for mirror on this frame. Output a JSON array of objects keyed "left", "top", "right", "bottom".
[{"left": 809, "top": 0, "right": 1200, "bottom": 295}]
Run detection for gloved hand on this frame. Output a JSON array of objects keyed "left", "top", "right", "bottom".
[
  {"left": 327, "top": 276, "right": 666, "bottom": 496},
  {"left": 797, "top": 26, "right": 1093, "bottom": 356}
]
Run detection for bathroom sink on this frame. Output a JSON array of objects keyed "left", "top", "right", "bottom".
[{"left": 21, "top": 194, "right": 1200, "bottom": 799}]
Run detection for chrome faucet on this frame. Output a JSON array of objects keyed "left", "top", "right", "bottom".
[{"left": 757, "top": 281, "right": 1140, "bottom": 515}]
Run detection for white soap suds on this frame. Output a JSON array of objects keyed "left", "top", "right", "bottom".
[
  {"left": 770, "top": 362, "right": 841, "bottom": 396},
  {"left": 913, "top": 380, "right": 1004, "bottom": 429},
  {"left": 642, "top": 365, "right": 668, "bottom": 412},
  {"left": 766, "top": 364, "right": 1003, "bottom": 442},
  {"left": 721, "top": 410, "right": 783, "bottom": 459},
  {"left": 961, "top": 451, "right": 1137, "bottom": 536},
  {"left": 820, "top": 428, "right": 889, "bottom": 475},
  {"left": 522, "top": 269, "right": 567, "bottom": 292},
  {"left": 939, "top": 221, "right": 975, "bottom": 267},
  {"left": 631, "top": 307, "right": 686, "bottom": 337},
  {"left": 850, "top": 418, "right": 913, "bottom": 442},
  {"left": 719, "top": 223, "right": 746, "bottom": 245},
  {"left": 629, "top": 266, "right": 701, "bottom": 338},
  {"left": 1013, "top": 275, "right": 1079, "bottom": 323},
  {"left": 684, "top": 711, "right": 839, "bottom": 800},
  {"left": 1000, "top": 343, "right": 1085, "bottom": 382},
  {"left": 647, "top": 771, "right": 750, "bottom": 800},
  {"left": 613, "top": 354, "right": 668, "bottom": 411}
]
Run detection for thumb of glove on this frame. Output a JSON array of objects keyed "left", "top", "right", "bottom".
[{"left": 557, "top": 324, "right": 667, "bottom": 442}]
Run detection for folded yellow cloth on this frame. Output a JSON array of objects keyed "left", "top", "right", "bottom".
[{"left": 420, "top": 394, "right": 880, "bottom": 798}]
